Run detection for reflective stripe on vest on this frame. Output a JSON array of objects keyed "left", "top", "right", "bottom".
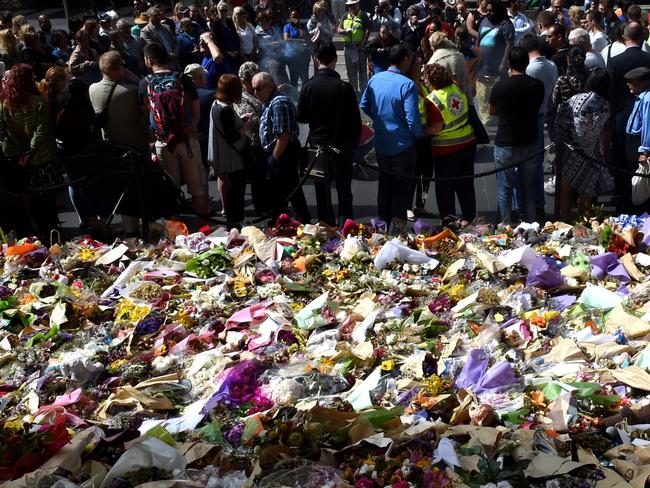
[
  {"left": 342, "top": 13, "right": 366, "bottom": 44},
  {"left": 427, "top": 84, "right": 474, "bottom": 147},
  {"left": 417, "top": 82, "right": 430, "bottom": 125}
]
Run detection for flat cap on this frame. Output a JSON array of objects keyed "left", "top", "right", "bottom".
[{"left": 625, "top": 66, "right": 650, "bottom": 81}]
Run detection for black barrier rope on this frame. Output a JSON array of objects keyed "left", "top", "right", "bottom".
[
  {"left": 353, "top": 144, "right": 552, "bottom": 182},
  {"left": 561, "top": 143, "right": 650, "bottom": 178}
]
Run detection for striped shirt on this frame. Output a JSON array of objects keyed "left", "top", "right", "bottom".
[{"left": 259, "top": 92, "right": 299, "bottom": 152}]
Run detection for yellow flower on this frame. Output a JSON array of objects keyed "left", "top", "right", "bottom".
[
  {"left": 380, "top": 359, "right": 394, "bottom": 371},
  {"left": 108, "top": 359, "right": 126, "bottom": 372},
  {"left": 114, "top": 299, "right": 151, "bottom": 323},
  {"left": 422, "top": 374, "right": 442, "bottom": 395},
  {"left": 77, "top": 248, "right": 98, "bottom": 261},
  {"left": 3, "top": 417, "right": 23, "bottom": 433}
]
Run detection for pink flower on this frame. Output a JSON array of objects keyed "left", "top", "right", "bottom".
[{"left": 355, "top": 477, "right": 375, "bottom": 488}]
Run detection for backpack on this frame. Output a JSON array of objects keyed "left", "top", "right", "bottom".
[{"left": 145, "top": 72, "right": 187, "bottom": 151}]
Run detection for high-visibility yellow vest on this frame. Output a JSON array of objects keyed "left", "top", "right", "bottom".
[
  {"left": 427, "top": 83, "right": 474, "bottom": 147},
  {"left": 342, "top": 12, "right": 366, "bottom": 44},
  {"left": 417, "top": 82, "right": 429, "bottom": 126}
]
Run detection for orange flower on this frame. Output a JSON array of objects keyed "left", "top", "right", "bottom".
[{"left": 529, "top": 390, "right": 546, "bottom": 407}]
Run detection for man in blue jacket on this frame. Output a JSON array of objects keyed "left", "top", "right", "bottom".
[{"left": 360, "top": 44, "right": 423, "bottom": 227}]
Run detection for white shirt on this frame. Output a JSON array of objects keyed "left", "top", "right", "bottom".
[
  {"left": 585, "top": 50, "right": 605, "bottom": 70},
  {"left": 508, "top": 10, "right": 533, "bottom": 46},
  {"left": 237, "top": 23, "right": 255, "bottom": 55},
  {"left": 526, "top": 55, "right": 558, "bottom": 115},
  {"left": 590, "top": 31, "right": 607, "bottom": 52},
  {"left": 601, "top": 41, "right": 650, "bottom": 66}
]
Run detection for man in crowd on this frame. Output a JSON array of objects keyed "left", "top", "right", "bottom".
[
  {"left": 141, "top": 6, "right": 179, "bottom": 69},
  {"left": 37, "top": 15, "right": 56, "bottom": 51},
  {"left": 360, "top": 45, "right": 423, "bottom": 228},
  {"left": 90, "top": 51, "right": 151, "bottom": 235},
  {"left": 507, "top": 0, "right": 532, "bottom": 46},
  {"left": 569, "top": 28, "right": 605, "bottom": 70},
  {"left": 139, "top": 43, "right": 208, "bottom": 219},
  {"left": 90, "top": 51, "right": 149, "bottom": 156},
  {"left": 598, "top": 0, "right": 620, "bottom": 40},
  {"left": 547, "top": 23, "right": 568, "bottom": 74},
  {"left": 608, "top": 22, "right": 650, "bottom": 212},
  {"left": 489, "top": 46, "right": 544, "bottom": 224},
  {"left": 297, "top": 43, "right": 361, "bottom": 226},
  {"left": 626, "top": 66, "right": 650, "bottom": 200},
  {"left": 536, "top": 10, "right": 555, "bottom": 58},
  {"left": 339, "top": 0, "right": 370, "bottom": 97},
  {"left": 372, "top": 0, "right": 401, "bottom": 39},
  {"left": 546, "top": 0, "right": 572, "bottom": 28},
  {"left": 253, "top": 71, "right": 311, "bottom": 223},
  {"left": 116, "top": 18, "right": 147, "bottom": 76},
  {"left": 476, "top": 0, "right": 514, "bottom": 125},
  {"left": 521, "top": 33, "right": 557, "bottom": 222}
]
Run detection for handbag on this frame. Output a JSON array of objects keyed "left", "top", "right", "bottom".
[{"left": 468, "top": 104, "right": 489, "bottom": 144}]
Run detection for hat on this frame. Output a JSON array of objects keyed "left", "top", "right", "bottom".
[
  {"left": 345, "top": 0, "right": 359, "bottom": 5},
  {"left": 625, "top": 66, "right": 650, "bottom": 82},
  {"left": 134, "top": 13, "right": 150, "bottom": 25},
  {"left": 178, "top": 5, "right": 190, "bottom": 15},
  {"left": 97, "top": 11, "right": 112, "bottom": 22},
  {"left": 184, "top": 63, "right": 208, "bottom": 78}
]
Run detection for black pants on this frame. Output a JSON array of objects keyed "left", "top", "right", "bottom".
[
  {"left": 612, "top": 129, "right": 633, "bottom": 214},
  {"left": 433, "top": 143, "right": 477, "bottom": 222},
  {"left": 313, "top": 147, "right": 354, "bottom": 226},
  {"left": 250, "top": 145, "right": 272, "bottom": 215},
  {"left": 225, "top": 169, "right": 247, "bottom": 223},
  {"left": 270, "top": 139, "right": 311, "bottom": 223},
  {"left": 414, "top": 136, "right": 433, "bottom": 208},
  {"left": 376, "top": 145, "right": 417, "bottom": 224}
]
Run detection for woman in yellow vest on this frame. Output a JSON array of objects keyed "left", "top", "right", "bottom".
[{"left": 422, "top": 63, "right": 476, "bottom": 224}]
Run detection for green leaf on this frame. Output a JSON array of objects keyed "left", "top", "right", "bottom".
[
  {"left": 501, "top": 407, "right": 530, "bottom": 424},
  {"left": 361, "top": 406, "right": 404, "bottom": 428},
  {"left": 198, "top": 421, "right": 224, "bottom": 444},
  {"left": 145, "top": 425, "right": 176, "bottom": 446},
  {"left": 26, "top": 324, "right": 60, "bottom": 347}
]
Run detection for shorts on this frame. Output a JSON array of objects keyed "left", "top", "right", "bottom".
[{"left": 155, "top": 137, "right": 208, "bottom": 198}]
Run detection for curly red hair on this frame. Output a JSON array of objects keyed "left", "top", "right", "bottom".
[{"left": 1, "top": 64, "right": 40, "bottom": 110}]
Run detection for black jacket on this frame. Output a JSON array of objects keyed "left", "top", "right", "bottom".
[
  {"left": 400, "top": 24, "right": 423, "bottom": 55},
  {"left": 608, "top": 46, "right": 650, "bottom": 130},
  {"left": 296, "top": 68, "right": 361, "bottom": 152}
]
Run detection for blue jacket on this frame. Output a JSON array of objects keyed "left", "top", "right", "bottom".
[
  {"left": 627, "top": 90, "right": 650, "bottom": 154},
  {"left": 360, "top": 67, "right": 423, "bottom": 156}
]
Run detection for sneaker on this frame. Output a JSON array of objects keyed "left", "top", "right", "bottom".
[{"left": 544, "top": 176, "right": 556, "bottom": 196}]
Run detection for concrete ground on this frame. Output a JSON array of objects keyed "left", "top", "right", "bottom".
[{"left": 16, "top": 7, "right": 558, "bottom": 236}]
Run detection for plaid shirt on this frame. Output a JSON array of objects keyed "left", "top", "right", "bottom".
[{"left": 259, "top": 92, "right": 299, "bottom": 152}]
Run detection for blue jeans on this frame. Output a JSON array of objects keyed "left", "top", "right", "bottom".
[{"left": 494, "top": 143, "right": 539, "bottom": 224}]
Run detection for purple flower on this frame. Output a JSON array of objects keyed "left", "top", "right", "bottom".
[
  {"left": 224, "top": 423, "right": 244, "bottom": 445},
  {"left": 134, "top": 314, "right": 164, "bottom": 336}
]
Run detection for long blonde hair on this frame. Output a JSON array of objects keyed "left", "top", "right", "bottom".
[{"left": 0, "top": 29, "right": 17, "bottom": 57}]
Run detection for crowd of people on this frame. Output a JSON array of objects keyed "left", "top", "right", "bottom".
[{"left": 0, "top": 0, "right": 649, "bottom": 238}]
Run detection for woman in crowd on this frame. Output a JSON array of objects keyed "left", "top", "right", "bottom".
[
  {"left": 407, "top": 55, "right": 433, "bottom": 220},
  {"left": 51, "top": 30, "right": 72, "bottom": 62},
  {"left": 255, "top": 9, "right": 287, "bottom": 84},
  {"left": 423, "top": 63, "right": 476, "bottom": 223},
  {"left": 19, "top": 30, "right": 55, "bottom": 81},
  {"left": 233, "top": 61, "right": 270, "bottom": 217},
  {"left": 0, "top": 64, "right": 61, "bottom": 238},
  {"left": 208, "top": 74, "right": 256, "bottom": 225},
  {"left": 38, "top": 66, "right": 69, "bottom": 125},
  {"left": 233, "top": 6, "right": 257, "bottom": 62},
  {"left": 547, "top": 46, "right": 588, "bottom": 144},
  {"left": 68, "top": 29, "right": 101, "bottom": 85},
  {"left": 0, "top": 29, "right": 20, "bottom": 70},
  {"left": 427, "top": 31, "right": 473, "bottom": 101},
  {"left": 177, "top": 17, "right": 202, "bottom": 68},
  {"left": 11, "top": 15, "right": 28, "bottom": 42},
  {"left": 366, "top": 25, "right": 397, "bottom": 74},
  {"left": 555, "top": 68, "right": 612, "bottom": 220},
  {"left": 83, "top": 18, "right": 109, "bottom": 55},
  {"left": 210, "top": 2, "right": 241, "bottom": 73},
  {"left": 466, "top": 0, "right": 487, "bottom": 41},
  {"left": 199, "top": 30, "right": 228, "bottom": 89},
  {"left": 307, "top": 2, "right": 334, "bottom": 47},
  {"left": 283, "top": 8, "right": 310, "bottom": 87},
  {"left": 568, "top": 6, "right": 583, "bottom": 31},
  {"left": 455, "top": 25, "right": 479, "bottom": 96}
]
